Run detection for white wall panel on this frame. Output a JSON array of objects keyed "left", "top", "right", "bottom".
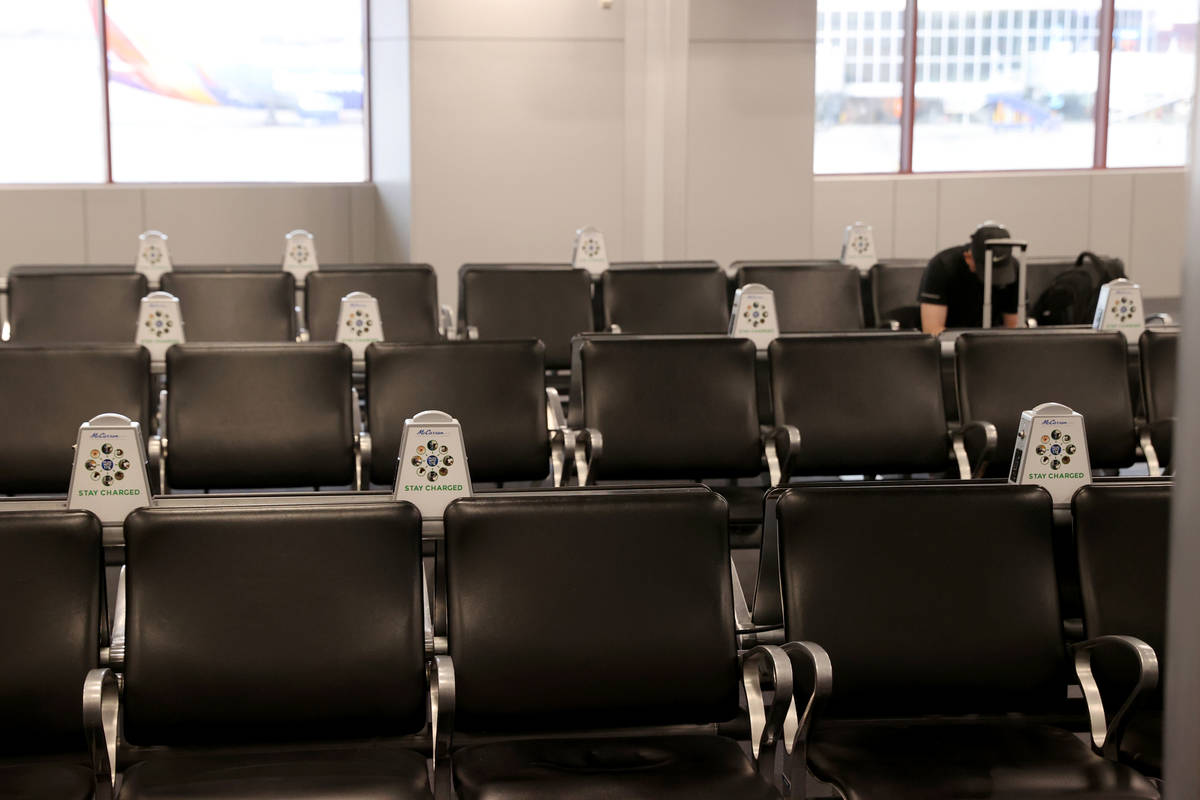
[
  {"left": 689, "top": 0, "right": 813, "bottom": 42},
  {"left": 409, "top": 38, "right": 625, "bottom": 301},
  {"left": 0, "top": 189, "right": 86, "bottom": 271},
  {"left": 811, "top": 178, "right": 895, "bottom": 260},
  {"left": 686, "top": 41, "right": 813, "bottom": 265},
  {"left": 892, "top": 177, "right": 939, "bottom": 259},
  {"left": 142, "top": 186, "right": 353, "bottom": 265},
  {"left": 84, "top": 188, "right": 143, "bottom": 265},
  {"left": 1087, "top": 171, "right": 1135, "bottom": 266},
  {"left": 411, "top": 0, "right": 623, "bottom": 40}
]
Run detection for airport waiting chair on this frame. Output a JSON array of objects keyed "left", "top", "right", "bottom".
[
  {"left": 305, "top": 264, "right": 444, "bottom": 343},
  {"left": 1025, "top": 259, "right": 1076, "bottom": 321},
  {"left": 457, "top": 264, "right": 595, "bottom": 370},
  {"left": 0, "top": 345, "right": 152, "bottom": 495},
  {"left": 767, "top": 333, "right": 990, "bottom": 480},
  {"left": 773, "top": 483, "right": 1159, "bottom": 799},
  {"left": 365, "top": 340, "right": 563, "bottom": 487},
  {"left": 955, "top": 331, "right": 1144, "bottom": 478},
  {"left": 6, "top": 267, "right": 148, "bottom": 344},
  {"left": 600, "top": 262, "right": 729, "bottom": 334},
  {"left": 867, "top": 259, "right": 926, "bottom": 330},
  {"left": 88, "top": 503, "right": 432, "bottom": 800},
  {"left": 157, "top": 343, "right": 364, "bottom": 491},
  {"left": 732, "top": 261, "right": 864, "bottom": 332},
  {"left": 1139, "top": 329, "right": 1176, "bottom": 472},
  {"left": 0, "top": 510, "right": 104, "bottom": 800},
  {"left": 160, "top": 268, "right": 297, "bottom": 342},
  {"left": 436, "top": 489, "right": 787, "bottom": 800},
  {"left": 1075, "top": 482, "right": 1170, "bottom": 780}
]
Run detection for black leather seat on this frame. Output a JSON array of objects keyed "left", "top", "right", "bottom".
[
  {"left": 365, "top": 340, "right": 550, "bottom": 485},
  {"left": 0, "top": 345, "right": 152, "bottom": 494},
  {"left": 0, "top": 510, "right": 104, "bottom": 800},
  {"left": 1139, "top": 329, "right": 1176, "bottom": 470},
  {"left": 733, "top": 262, "right": 864, "bottom": 332},
  {"left": 162, "top": 343, "right": 357, "bottom": 490},
  {"left": 601, "top": 262, "right": 729, "bottom": 334},
  {"left": 7, "top": 267, "right": 148, "bottom": 344},
  {"left": 1075, "top": 483, "right": 1170, "bottom": 777},
  {"left": 115, "top": 503, "right": 431, "bottom": 799},
  {"left": 458, "top": 264, "right": 595, "bottom": 370},
  {"left": 955, "top": 332, "right": 1138, "bottom": 477},
  {"left": 160, "top": 269, "right": 296, "bottom": 342},
  {"left": 775, "top": 484, "right": 1159, "bottom": 799},
  {"left": 867, "top": 259, "right": 925, "bottom": 330},
  {"left": 768, "top": 333, "right": 953, "bottom": 477},
  {"left": 306, "top": 264, "right": 441, "bottom": 343},
  {"left": 1026, "top": 260, "right": 1076, "bottom": 321},
  {"left": 440, "top": 489, "right": 779, "bottom": 800},
  {"left": 569, "top": 336, "right": 768, "bottom": 533}
]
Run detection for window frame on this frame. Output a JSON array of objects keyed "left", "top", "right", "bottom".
[
  {"left": 820, "top": 0, "right": 1189, "bottom": 176},
  {"left": 89, "top": 0, "right": 371, "bottom": 184}
]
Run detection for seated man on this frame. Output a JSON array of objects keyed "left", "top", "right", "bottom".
[{"left": 919, "top": 222, "right": 1021, "bottom": 336}]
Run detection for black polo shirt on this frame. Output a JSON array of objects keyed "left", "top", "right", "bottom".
[{"left": 918, "top": 245, "right": 1018, "bottom": 328}]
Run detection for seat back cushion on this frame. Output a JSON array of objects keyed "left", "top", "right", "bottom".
[
  {"left": 444, "top": 489, "right": 738, "bottom": 732},
  {"left": 1140, "top": 329, "right": 1177, "bottom": 424},
  {"left": 601, "top": 265, "right": 729, "bottom": 334},
  {"left": 306, "top": 265, "right": 441, "bottom": 343},
  {"left": 778, "top": 484, "right": 1064, "bottom": 717},
  {"left": 736, "top": 264, "right": 864, "bottom": 332},
  {"left": 161, "top": 271, "right": 295, "bottom": 342},
  {"left": 123, "top": 503, "right": 426, "bottom": 745},
  {"left": 9, "top": 269, "right": 148, "bottom": 344}
]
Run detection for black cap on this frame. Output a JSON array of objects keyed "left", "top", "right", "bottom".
[{"left": 971, "top": 222, "right": 1015, "bottom": 286}]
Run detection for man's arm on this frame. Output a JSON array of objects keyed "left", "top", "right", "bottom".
[
  {"left": 1002, "top": 313, "right": 1021, "bottom": 328},
  {"left": 921, "top": 303, "right": 949, "bottom": 336}
]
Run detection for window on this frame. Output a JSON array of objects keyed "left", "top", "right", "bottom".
[
  {"left": 105, "top": 0, "right": 366, "bottom": 182},
  {"left": 0, "top": 0, "right": 368, "bottom": 184},
  {"left": 1107, "top": 0, "right": 1197, "bottom": 167},
  {"left": 0, "top": 1, "right": 106, "bottom": 182},
  {"left": 816, "top": 1, "right": 1192, "bottom": 174},
  {"left": 814, "top": 0, "right": 906, "bottom": 174},
  {"left": 913, "top": 1, "right": 1100, "bottom": 172}
]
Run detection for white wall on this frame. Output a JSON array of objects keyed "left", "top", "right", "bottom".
[{"left": 0, "top": 0, "right": 1188, "bottom": 302}]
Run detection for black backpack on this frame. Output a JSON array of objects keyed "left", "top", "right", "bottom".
[{"left": 1031, "top": 251, "right": 1126, "bottom": 326}]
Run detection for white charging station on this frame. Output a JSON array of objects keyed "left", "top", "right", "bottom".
[
  {"left": 1008, "top": 402, "right": 1091, "bottom": 507},
  {"left": 840, "top": 222, "right": 877, "bottom": 273},
  {"left": 571, "top": 226, "right": 610, "bottom": 274},
  {"left": 392, "top": 410, "right": 472, "bottom": 520},
  {"left": 134, "top": 291, "right": 185, "bottom": 362},
  {"left": 67, "top": 413, "right": 152, "bottom": 524},
  {"left": 729, "top": 283, "right": 780, "bottom": 350},
  {"left": 335, "top": 291, "right": 384, "bottom": 360},
  {"left": 283, "top": 229, "right": 319, "bottom": 283},
  {"left": 1093, "top": 278, "right": 1145, "bottom": 341},
  {"left": 135, "top": 231, "right": 172, "bottom": 287}
]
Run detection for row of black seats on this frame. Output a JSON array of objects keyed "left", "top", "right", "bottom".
[
  {"left": 3, "top": 260, "right": 1092, "bottom": 370},
  {"left": 1, "top": 482, "right": 1168, "bottom": 798},
  {"left": 0, "top": 328, "right": 1177, "bottom": 499}
]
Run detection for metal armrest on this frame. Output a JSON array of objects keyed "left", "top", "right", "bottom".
[
  {"left": 742, "top": 645, "right": 795, "bottom": 788},
  {"left": 546, "top": 388, "right": 567, "bottom": 487},
  {"left": 1074, "top": 635, "right": 1159, "bottom": 760},
  {"left": 464, "top": 325, "right": 479, "bottom": 341},
  {"left": 609, "top": 323, "right": 622, "bottom": 334},
  {"left": 429, "top": 654, "right": 456, "bottom": 800},
  {"left": 951, "top": 420, "right": 997, "bottom": 479},
  {"left": 766, "top": 425, "right": 800, "bottom": 486},
  {"left": 150, "top": 389, "right": 168, "bottom": 494},
  {"left": 573, "top": 428, "right": 603, "bottom": 486},
  {"left": 439, "top": 305, "right": 455, "bottom": 339},
  {"left": 780, "top": 641, "right": 833, "bottom": 800},
  {"left": 352, "top": 387, "right": 370, "bottom": 490},
  {"left": 84, "top": 667, "right": 121, "bottom": 800},
  {"left": 1137, "top": 419, "right": 1168, "bottom": 477},
  {"left": 101, "top": 567, "right": 126, "bottom": 669},
  {"left": 886, "top": 319, "right": 901, "bottom": 331},
  {"left": 294, "top": 306, "right": 310, "bottom": 342},
  {"left": 1146, "top": 312, "right": 1174, "bottom": 326}
]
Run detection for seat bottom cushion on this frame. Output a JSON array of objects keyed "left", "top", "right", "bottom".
[
  {"left": 1119, "top": 709, "right": 1162, "bottom": 778},
  {"left": 809, "top": 720, "right": 1159, "bottom": 800},
  {"left": 0, "top": 755, "right": 92, "bottom": 800},
  {"left": 452, "top": 734, "right": 777, "bottom": 800},
  {"left": 118, "top": 742, "right": 431, "bottom": 800}
]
